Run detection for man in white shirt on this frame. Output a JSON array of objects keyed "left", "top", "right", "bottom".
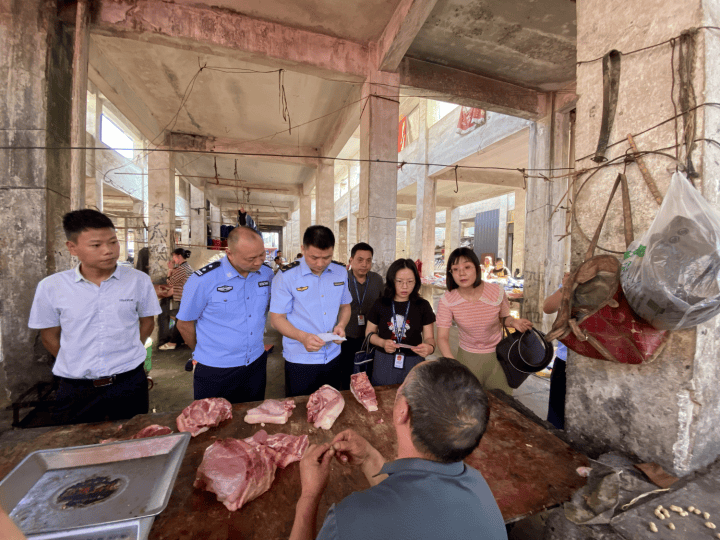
[{"left": 28, "top": 210, "right": 161, "bottom": 425}]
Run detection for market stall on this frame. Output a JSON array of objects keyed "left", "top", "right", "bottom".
[{"left": 0, "top": 387, "right": 587, "bottom": 539}]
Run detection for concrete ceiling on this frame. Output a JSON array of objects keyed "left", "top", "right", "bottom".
[
  {"left": 169, "top": 0, "right": 404, "bottom": 44},
  {"left": 407, "top": 0, "right": 576, "bottom": 91},
  {"left": 82, "top": 0, "right": 576, "bottom": 226}
]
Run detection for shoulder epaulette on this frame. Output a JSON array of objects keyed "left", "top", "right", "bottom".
[
  {"left": 194, "top": 261, "right": 221, "bottom": 276},
  {"left": 262, "top": 262, "right": 272, "bottom": 269},
  {"left": 331, "top": 260, "right": 346, "bottom": 267},
  {"left": 281, "top": 261, "right": 300, "bottom": 272}
]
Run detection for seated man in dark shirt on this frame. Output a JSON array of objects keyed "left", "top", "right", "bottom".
[{"left": 289, "top": 357, "right": 507, "bottom": 540}]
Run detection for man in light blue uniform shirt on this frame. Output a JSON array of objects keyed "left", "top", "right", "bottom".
[
  {"left": 177, "top": 227, "right": 273, "bottom": 403},
  {"left": 28, "top": 210, "right": 161, "bottom": 425},
  {"left": 270, "top": 225, "right": 352, "bottom": 397}
]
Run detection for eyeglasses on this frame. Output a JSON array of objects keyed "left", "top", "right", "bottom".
[{"left": 394, "top": 279, "right": 416, "bottom": 287}]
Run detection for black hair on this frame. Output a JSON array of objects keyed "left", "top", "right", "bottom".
[
  {"left": 350, "top": 242, "right": 374, "bottom": 258},
  {"left": 446, "top": 247, "right": 483, "bottom": 291},
  {"left": 383, "top": 259, "right": 421, "bottom": 300},
  {"left": 402, "top": 357, "right": 490, "bottom": 463},
  {"left": 172, "top": 247, "right": 191, "bottom": 259},
  {"left": 296, "top": 253, "right": 302, "bottom": 259},
  {"left": 274, "top": 256, "right": 281, "bottom": 262},
  {"left": 303, "top": 225, "right": 335, "bottom": 250},
  {"left": 63, "top": 209, "right": 115, "bottom": 242}
]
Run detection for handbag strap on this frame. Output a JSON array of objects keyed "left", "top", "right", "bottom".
[{"left": 361, "top": 332, "right": 375, "bottom": 353}]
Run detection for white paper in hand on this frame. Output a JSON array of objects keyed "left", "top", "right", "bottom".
[{"left": 317, "top": 333, "right": 347, "bottom": 342}]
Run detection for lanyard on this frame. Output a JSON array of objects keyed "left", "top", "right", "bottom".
[
  {"left": 391, "top": 301, "right": 411, "bottom": 343},
  {"left": 352, "top": 275, "right": 367, "bottom": 310}
]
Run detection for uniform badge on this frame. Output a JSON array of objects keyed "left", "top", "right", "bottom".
[
  {"left": 334, "top": 282, "right": 344, "bottom": 286},
  {"left": 258, "top": 281, "right": 270, "bottom": 287},
  {"left": 296, "top": 286, "right": 309, "bottom": 291},
  {"left": 217, "top": 285, "right": 233, "bottom": 292}
]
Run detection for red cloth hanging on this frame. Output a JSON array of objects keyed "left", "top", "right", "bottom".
[
  {"left": 398, "top": 116, "right": 408, "bottom": 152},
  {"left": 456, "top": 107, "right": 486, "bottom": 134}
]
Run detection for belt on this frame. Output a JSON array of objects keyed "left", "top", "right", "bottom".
[{"left": 60, "top": 363, "right": 144, "bottom": 388}]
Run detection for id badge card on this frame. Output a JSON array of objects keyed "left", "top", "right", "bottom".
[
  {"left": 394, "top": 354, "right": 405, "bottom": 369},
  {"left": 357, "top": 314, "right": 366, "bottom": 326}
]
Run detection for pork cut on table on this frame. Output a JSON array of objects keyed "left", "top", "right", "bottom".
[
  {"left": 350, "top": 372, "right": 378, "bottom": 412},
  {"left": 100, "top": 424, "right": 172, "bottom": 444},
  {"left": 307, "top": 385, "right": 345, "bottom": 430},
  {"left": 265, "top": 432, "right": 309, "bottom": 468},
  {"left": 194, "top": 432, "right": 277, "bottom": 511},
  {"left": 177, "top": 398, "right": 233, "bottom": 437},
  {"left": 194, "top": 430, "right": 309, "bottom": 511},
  {"left": 244, "top": 399, "right": 296, "bottom": 425}
]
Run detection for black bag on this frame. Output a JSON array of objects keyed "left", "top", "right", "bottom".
[
  {"left": 496, "top": 321, "right": 554, "bottom": 389},
  {"left": 353, "top": 333, "right": 375, "bottom": 377}
]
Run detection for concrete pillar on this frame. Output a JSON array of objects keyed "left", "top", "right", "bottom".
[
  {"left": 358, "top": 71, "right": 400, "bottom": 276},
  {"left": 0, "top": 0, "right": 74, "bottom": 403},
  {"left": 190, "top": 182, "right": 206, "bottom": 249},
  {"left": 348, "top": 185, "right": 358, "bottom": 248},
  {"left": 94, "top": 93, "right": 103, "bottom": 211},
  {"left": 210, "top": 204, "right": 221, "bottom": 239},
  {"left": 512, "top": 189, "right": 527, "bottom": 275},
  {"left": 444, "top": 209, "right": 452, "bottom": 263},
  {"left": 316, "top": 159, "right": 334, "bottom": 227},
  {"left": 147, "top": 150, "right": 175, "bottom": 281},
  {"left": 416, "top": 176, "right": 437, "bottom": 277},
  {"left": 118, "top": 217, "right": 127, "bottom": 261},
  {"left": 566, "top": 0, "right": 720, "bottom": 476},
  {"left": 407, "top": 218, "right": 416, "bottom": 260},
  {"left": 299, "top": 194, "right": 312, "bottom": 237},
  {"left": 450, "top": 208, "right": 461, "bottom": 255},
  {"left": 131, "top": 200, "right": 146, "bottom": 250},
  {"left": 70, "top": 0, "right": 89, "bottom": 211}
]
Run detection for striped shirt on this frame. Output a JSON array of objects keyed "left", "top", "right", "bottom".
[
  {"left": 436, "top": 282, "right": 510, "bottom": 354},
  {"left": 168, "top": 262, "right": 194, "bottom": 302}
]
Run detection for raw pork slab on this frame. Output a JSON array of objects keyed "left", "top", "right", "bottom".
[
  {"left": 194, "top": 433, "right": 277, "bottom": 511},
  {"left": 265, "top": 433, "right": 309, "bottom": 468},
  {"left": 350, "top": 373, "right": 378, "bottom": 412},
  {"left": 177, "top": 398, "right": 233, "bottom": 437},
  {"left": 100, "top": 424, "right": 172, "bottom": 444},
  {"left": 307, "top": 385, "right": 345, "bottom": 430},
  {"left": 244, "top": 399, "right": 296, "bottom": 425}
]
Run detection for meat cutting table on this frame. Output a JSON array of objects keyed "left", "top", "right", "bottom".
[{"left": 0, "top": 386, "right": 588, "bottom": 539}]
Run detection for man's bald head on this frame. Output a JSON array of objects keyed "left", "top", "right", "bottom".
[{"left": 226, "top": 226, "right": 265, "bottom": 276}]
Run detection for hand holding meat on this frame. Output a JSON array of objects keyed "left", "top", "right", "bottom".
[
  {"left": 299, "top": 443, "right": 335, "bottom": 499},
  {"left": 410, "top": 343, "right": 434, "bottom": 357},
  {"left": 508, "top": 317, "right": 533, "bottom": 333},
  {"left": 383, "top": 339, "right": 398, "bottom": 354},
  {"left": 301, "top": 332, "right": 326, "bottom": 352}
]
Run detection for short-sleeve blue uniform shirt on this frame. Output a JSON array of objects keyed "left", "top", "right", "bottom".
[
  {"left": 269, "top": 258, "right": 352, "bottom": 365},
  {"left": 177, "top": 256, "right": 274, "bottom": 368}
]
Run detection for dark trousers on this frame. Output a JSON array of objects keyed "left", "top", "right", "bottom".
[
  {"left": 53, "top": 363, "right": 149, "bottom": 425},
  {"left": 284, "top": 353, "right": 344, "bottom": 397},
  {"left": 194, "top": 352, "right": 267, "bottom": 404},
  {"left": 547, "top": 359, "right": 566, "bottom": 429},
  {"left": 337, "top": 336, "right": 365, "bottom": 390}
]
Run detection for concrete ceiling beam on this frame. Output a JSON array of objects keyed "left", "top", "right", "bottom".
[
  {"left": 64, "top": 0, "right": 370, "bottom": 80},
  {"left": 198, "top": 178, "right": 301, "bottom": 195},
  {"left": 396, "top": 209, "right": 416, "bottom": 219},
  {"left": 433, "top": 170, "right": 525, "bottom": 189},
  {"left": 321, "top": 85, "right": 365, "bottom": 158},
  {"left": 396, "top": 194, "right": 454, "bottom": 207},
  {"left": 398, "top": 58, "right": 547, "bottom": 120},
  {"left": 374, "top": 0, "right": 439, "bottom": 72},
  {"left": 167, "top": 132, "right": 320, "bottom": 168}
]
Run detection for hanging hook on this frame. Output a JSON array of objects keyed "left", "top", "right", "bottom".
[{"left": 453, "top": 165, "right": 459, "bottom": 193}]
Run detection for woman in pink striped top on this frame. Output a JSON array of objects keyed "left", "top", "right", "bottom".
[{"left": 437, "top": 248, "right": 532, "bottom": 394}]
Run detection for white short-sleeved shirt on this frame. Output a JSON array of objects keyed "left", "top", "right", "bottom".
[{"left": 28, "top": 264, "right": 162, "bottom": 379}]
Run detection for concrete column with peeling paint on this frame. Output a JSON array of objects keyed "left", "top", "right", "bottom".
[
  {"left": 299, "top": 194, "right": 312, "bottom": 237},
  {"left": 566, "top": 0, "right": 720, "bottom": 476},
  {"left": 450, "top": 208, "right": 461, "bottom": 254},
  {"left": 316, "top": 159, "right": 335, "bottom": 228},
  {"left": 210, "top": 204, "right": 221, "bottom": 239},
  {"left": 358, "top": 71, "right": 399, "bottom": 277},
  {"left": 147, "top": 150, "right": 175, "bottom": 281},
  {"left": 189, "top": 182, "right": 206, "bottom": 249},
  {"left": 444, "top": 209, "right": 452, "bottom": 264},
  {"left": 0, "top": 0, "right": 74, "bottom": 403},
  {"left": 412, "top": 100, "right": 436, "bottom": 277}
]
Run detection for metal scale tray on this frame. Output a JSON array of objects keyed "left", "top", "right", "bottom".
[{"left": 0, "top": 432, "right": 190, "bottom": 540}]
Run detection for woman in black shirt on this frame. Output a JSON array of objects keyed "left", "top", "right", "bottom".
[{"left": 365, "top": 259, "right": 436, "bottom": 386}]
